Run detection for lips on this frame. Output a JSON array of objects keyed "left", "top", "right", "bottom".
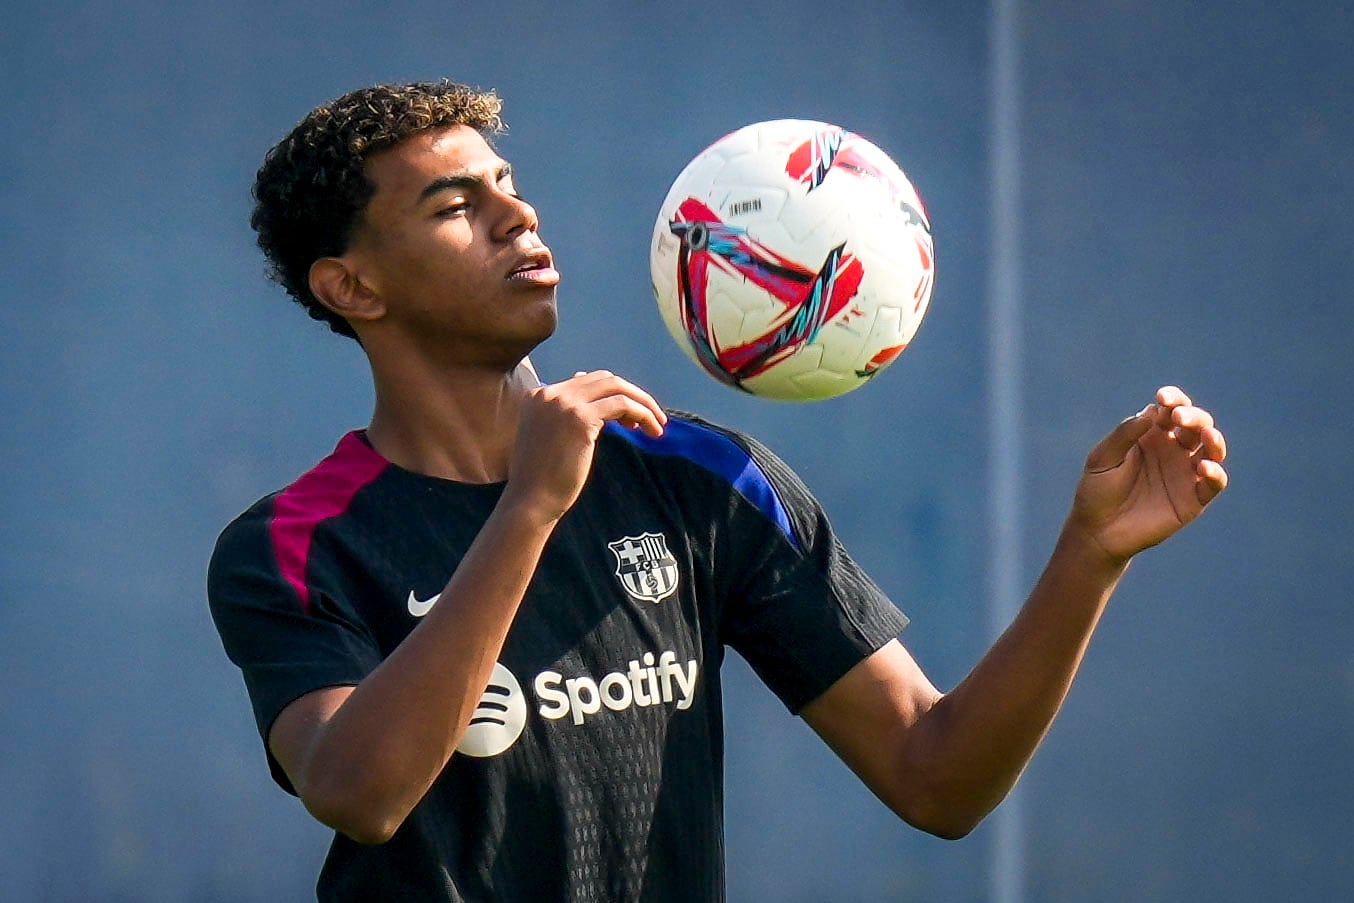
[{"left": 507, "top": 249, "right": 559, "bottom": 284}]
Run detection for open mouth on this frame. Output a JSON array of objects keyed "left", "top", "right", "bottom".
[{"left": 507, "top": 251, "right": 559, "bottom": 284}]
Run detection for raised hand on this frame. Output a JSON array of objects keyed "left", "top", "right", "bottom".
[
  {"left": 1068, "top": 385, "right": 1229, "bottom": 564},
  {"left": 504, "top": 370, "right": 666, "bottom": 525}
]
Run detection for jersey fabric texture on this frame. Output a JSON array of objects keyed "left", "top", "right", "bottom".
[{"left": 208, "top": 412, "right": 909, "bottom": 902}]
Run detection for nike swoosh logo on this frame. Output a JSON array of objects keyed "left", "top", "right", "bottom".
[{"left": 407, "top": 590, "right": 441, "bottom": 618}]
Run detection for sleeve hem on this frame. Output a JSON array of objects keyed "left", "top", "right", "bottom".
[
  {"left": 259, "top": 679, "right": 364, "bottom": 796},
  {"left": 786, "top": 602, "right": 911, "bottom": 716}
]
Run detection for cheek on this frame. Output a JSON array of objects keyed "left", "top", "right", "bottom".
[{"left": 388, "top": 233, "right": 479, "bottom": 292}]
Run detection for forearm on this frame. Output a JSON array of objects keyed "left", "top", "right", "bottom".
[
  {"left": 299, "top": 492, "right": 557, "bottom": 840},
  {"left": 906, "top": 521, "right": 1127, "bottom": 835},
  {"left": 806, "top": 390, "right": 1226, "bottom": 839}
]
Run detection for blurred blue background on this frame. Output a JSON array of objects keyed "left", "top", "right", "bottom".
[{"left": 3, "top": 2, "right": 1351, "bottom": 900}]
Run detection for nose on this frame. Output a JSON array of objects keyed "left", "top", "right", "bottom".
[{"left": 494, "top": 191, "right": 540, "bottom": 241}]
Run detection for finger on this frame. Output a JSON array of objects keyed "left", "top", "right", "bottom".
[
  {"left": 1194, "top": 426, "right": 1227, "bottom": 463},
  {"left": 1195, "top": 458, "right": 1228, "bottom": 505},
  {"left": 554, "top": 373, "right": 668, "bottom": 432},
  {"left": 1172, "top": 405, "right": 1215, "bottom": 433},
  {"left": 561, "top": 373, "right": 664, "bottom": 417},
  {"left": 582, "top": 375, "right": 667, "bottom": 427},
  {"left": 1156, "top": 385, "right": 1193, "bottom": 409},
  {"left": 1085, "top": 405, "right": 1156, "bottom": 473},
  {"left": 590, "top": 394, "right": 665, "bottom": 437},
  {"left": 565, "top": 369, "right": 615, "bottom": 385},
  {"left": 1152, "top": 387, "right": 1192, "bottom": 431},
  {"left": 1168, "top": 405, "right": 1216, "bottom": 451}
]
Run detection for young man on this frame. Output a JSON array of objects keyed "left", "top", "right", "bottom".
[{"left": 209, "top": 81, "right": 1228, "bottom": 901}]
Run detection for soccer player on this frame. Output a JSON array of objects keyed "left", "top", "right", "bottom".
[{"left": 209, "top": 81, "right": 1228, "bottom": 901}]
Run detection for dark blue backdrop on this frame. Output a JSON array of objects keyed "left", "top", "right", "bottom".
[{"left": 3, "top": 3, "right": 1351, "bottom": 900}]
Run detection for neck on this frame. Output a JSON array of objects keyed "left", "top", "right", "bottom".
[{"left": 364, "top": 349, "right": 540, "bottom": 484}]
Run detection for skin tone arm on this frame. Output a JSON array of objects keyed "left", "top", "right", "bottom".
[
  {"left": 266, "top": 371, "right": 667, "bottom": 844},
  {"left": 801, "top": 385, "right": 1229, "bottom": 839}
]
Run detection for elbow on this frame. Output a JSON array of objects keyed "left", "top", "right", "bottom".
[
  {"left": 334, "top": 814, "right": 402, "bottom": 847},
  {"left": 886, "top": 771, "right": 992, "bottom": 841},
  {"left": 930, "top": 825, "right": 977, "bottom": 842},
  {"left": 895, "top": 795, "right": 984, "bottom": 841},
  {"left": 299, "top": 774, "right": 407, "bottom": 845},
  {"left": 887, "top": 738, "right": 997, "bottom": 840},
  {"left": 914, "top": 813, "right": 981, "bottom": 841}
]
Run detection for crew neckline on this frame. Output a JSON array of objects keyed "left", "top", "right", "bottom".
[{"left": 351, "top": 429, "right": 509, "bottom": 491}]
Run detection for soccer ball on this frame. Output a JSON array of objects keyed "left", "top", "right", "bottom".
[{"left": 649, "top": 119, "right": 935, "bottom": 401}]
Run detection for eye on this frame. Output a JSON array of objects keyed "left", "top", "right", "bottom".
[{"left": 437, "top": 201, "right": 470, "bottom": 217}]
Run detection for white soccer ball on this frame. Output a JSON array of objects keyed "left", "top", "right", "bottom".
[{"left": 650, "top": 119, "right": 935, "bottom": 401}]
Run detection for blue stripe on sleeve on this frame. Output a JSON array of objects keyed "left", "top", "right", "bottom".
[{"left": 605, "top": 418, "right": 800, "bottom": 551}]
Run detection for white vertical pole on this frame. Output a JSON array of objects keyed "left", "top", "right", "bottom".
[{"left": 987, "top": 1, "right": 1026, "bottom": 903}]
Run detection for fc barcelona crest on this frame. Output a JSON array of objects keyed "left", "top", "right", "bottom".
[{"left": 608, "top": 532, "right": 680, "bottom": 604}]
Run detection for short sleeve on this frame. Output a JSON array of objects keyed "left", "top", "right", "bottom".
[
  {"left": 716, "top": 432, "right": 910, "bottom": 714},
  {"left": 208, "top": 505, "right": 382, "bottom": 793}
]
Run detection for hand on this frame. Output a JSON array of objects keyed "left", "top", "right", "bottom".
[
  {"left": 503, "top": 370, "right": 666, "bottom": 524},
  {"left": 1068, "top": 386, "right": 1229, "bottom": 564}
]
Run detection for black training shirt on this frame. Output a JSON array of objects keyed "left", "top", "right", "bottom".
[{"left": 208, "top": 412, "right": 908, "bottom": 902}]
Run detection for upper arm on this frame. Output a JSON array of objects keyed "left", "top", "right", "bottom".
[
  {"left": 267, "top": 685, "right": 356, "bottom": 799},
  {"left": 799, "top": 639, "right": 943, "bottom": 822},
  {"left": 208, "top": 511, "right": 380, "bottom": 793}
]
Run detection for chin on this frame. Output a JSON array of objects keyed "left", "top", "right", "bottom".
[
  {"left": 527, "top": 294, "right": 560, "bottom": 341},
  {"left": 502, "top": 304, "right": 558, "bottom": 363},
  {"left": 539, "top": 305, "right": 560, "bottom": 339}
]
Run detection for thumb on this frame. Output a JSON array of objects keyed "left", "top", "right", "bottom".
[{"left": 1085, "top": 404, "right": 1157, "bottom": 474}]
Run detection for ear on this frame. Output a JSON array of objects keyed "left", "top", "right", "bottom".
[{"left": 308, "top": 257, "right": 386, "bottom": 325}]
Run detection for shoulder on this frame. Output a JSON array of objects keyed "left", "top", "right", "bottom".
[
  {"left": 210, "top": 491, "right": 280, "bottom": 569},
  {"left": 601, "top": 408, "right": 778, "bottom": 480},
  {"left": 209, "top": 431, "right": 391, "bottom": 606},
  {"left": 214, "top": 431, "right": 382, "bottom": 542},
  {"left": 601, "top": 409, "right": 807, "bottom": 550}
]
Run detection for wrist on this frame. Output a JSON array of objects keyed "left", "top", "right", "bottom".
[
  {"left": 1055, "top": 515, "right": 1134, "bottom": 580},
  {"left": 496, "top": 483, "right": 569, "bottom": 533}
]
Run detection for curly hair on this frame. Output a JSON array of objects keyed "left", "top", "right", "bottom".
[{"left": 250, "top": 80, "right": 506, "bottom": 339}]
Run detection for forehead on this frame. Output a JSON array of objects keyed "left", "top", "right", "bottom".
[{"left": 363, "top": 125, "right": 505, "bottom": 202}]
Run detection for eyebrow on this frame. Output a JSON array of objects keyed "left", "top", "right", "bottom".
[{"left": 416, "top": 163, "right": 514, "bottom": 204}]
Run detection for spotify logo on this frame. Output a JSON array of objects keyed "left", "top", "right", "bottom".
[{"left": 456, "top": 662, "right": 527, "bottom": 758}]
